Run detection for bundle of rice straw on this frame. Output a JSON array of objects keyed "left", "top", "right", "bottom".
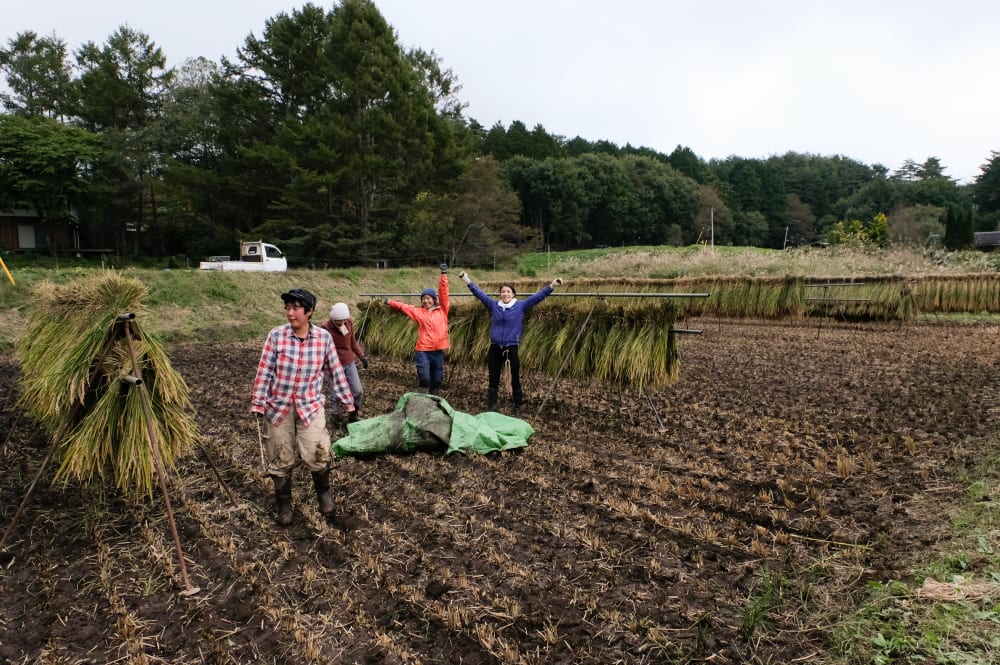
[{"left": 16, "top": 271, "right": 197, "bottom": 498}]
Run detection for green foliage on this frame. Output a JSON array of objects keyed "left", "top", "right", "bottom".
[
  {"left": 943, "top": 205, "right": 975, "bottom": 251},
  {"left": 0, "top": 115, "right": 101, "bottom": 255},
  {"left": 827, "top": 212, "right": 891, "bottom": 248},
  {"left": 503, "top": 153, "right": 700, "bottom": 249},
  {"left": 0, "top": 30, "right": 73, "bottom": 118},
  {"left": 973, "top": 150, "right": 1000, "bottom": 215},
  {"left": 827, "top": 447, "right": 1000, "bottom": 665},
  {"left": 401, "top": 155, "right": 526, "bottom": 266},
  {"left": 740, "top": 569, "right": 790, "bottom": 641}
]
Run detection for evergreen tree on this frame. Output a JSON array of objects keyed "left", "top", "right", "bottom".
[
  {"left": 942, "top": 205, "right": 974, "bottom": 250},
  {"left": 0, "top": 31, "right": 74, "bottom": 119}
]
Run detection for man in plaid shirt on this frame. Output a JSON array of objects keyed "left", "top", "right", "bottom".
[{"left": 250, "top": 288, "right": 355, "bottom": 525}]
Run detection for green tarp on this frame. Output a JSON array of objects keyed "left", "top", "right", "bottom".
[{"left": 333, "top": 393, "right": 534, "bottom": 457}]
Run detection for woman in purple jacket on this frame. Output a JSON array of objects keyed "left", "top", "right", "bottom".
[{"left": 459, "top": 271, "right": 563, "bottom": 415}]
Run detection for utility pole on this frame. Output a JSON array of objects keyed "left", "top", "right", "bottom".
[{"left": 710, "top": 207, "right": 715, "bottom": 247}]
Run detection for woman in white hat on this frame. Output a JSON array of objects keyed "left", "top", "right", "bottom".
[{"left": 320, "top": 301, "right": 368, "bottom": 434}]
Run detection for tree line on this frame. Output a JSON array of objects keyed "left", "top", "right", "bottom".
[{"left": 2, "top": 0, "right": 999, "bottom": 264}]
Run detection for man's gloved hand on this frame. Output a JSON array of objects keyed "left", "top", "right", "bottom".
[
  {"left": 439, "top": 263, "right": 448, "bottom": 274},
  {"left": 359, "top": 356, "right": 369, "bottom": 370},
  {"left": 459, "top": 271, "right": 471, "bottom": 284},
  {"left": 551, "top": 277, "right": 563, "bottom": 288},
  {"left": 347, "top": 409, "right": 360, "bottom": 423},
  {"left": 384, "top": 297, "right": 390, "bottom": 305}
]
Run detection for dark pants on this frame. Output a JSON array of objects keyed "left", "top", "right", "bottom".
[
  {"left": 487, "top": 344, "right": 521, "bottom": 407},
  {"left": 414, "top": 350, "right": 445, "bottom": 393}
]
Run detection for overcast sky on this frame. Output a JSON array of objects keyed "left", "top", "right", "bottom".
[{"left": 4, "top": 1, "right": 998, "bottom": 183}]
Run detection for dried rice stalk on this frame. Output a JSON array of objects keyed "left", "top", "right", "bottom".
[
  {"left": 16, "top": 271, "right": 197, "bottom": 498},
  {"left": 915, "top": 577, "right": 998, "bottom": 602}
]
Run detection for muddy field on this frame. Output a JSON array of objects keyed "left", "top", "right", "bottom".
[{"left": 1, "top": 320, "right": 998, "bottom": 664}]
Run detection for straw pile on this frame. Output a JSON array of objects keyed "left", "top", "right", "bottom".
[
  {"left": 16, "top": 272, "right": 197, "bottom": 498},
  {"left": 361, "top": 298, "right": 680, "bottom": 390}
]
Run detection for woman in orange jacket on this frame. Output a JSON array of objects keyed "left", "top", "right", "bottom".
[{"left": 384, "top": 263, "right": 450, "bottom": 394}]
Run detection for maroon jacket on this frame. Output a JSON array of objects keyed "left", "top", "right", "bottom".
[{"left": 319, "top": 318, "right": 366, "bottom": 366}]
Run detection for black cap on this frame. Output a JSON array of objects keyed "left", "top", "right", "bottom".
[{"left": 280, "top": 288, "right": 316, "bottom": 312}]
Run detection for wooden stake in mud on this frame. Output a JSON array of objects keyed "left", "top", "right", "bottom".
[{"left": 122, "top": 316, "right": 201, "bottom": 596}]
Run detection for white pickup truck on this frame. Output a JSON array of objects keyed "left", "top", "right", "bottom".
[{"left": 199, "top": 241, "right": 288, "bottom": 272}]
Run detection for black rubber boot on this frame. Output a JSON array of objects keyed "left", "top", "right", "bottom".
[
  {"left": 329, "top": 413, "right": 348, "bottom": 438},
  {"left": 271, "top": 474, "right": 293, "bottom": 526},
  {"left": 312, "top": 470, "right": 335, "bottom": 516}
]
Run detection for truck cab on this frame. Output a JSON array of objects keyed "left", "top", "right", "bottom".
[{"left": 199, "top": 241, "right": 288, "bottom": 271}]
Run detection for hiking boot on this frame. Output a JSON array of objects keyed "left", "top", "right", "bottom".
[
  {"left": 271, "top": 474, "right": 293, "bottom": 526},
  {"left": 312, "top": 470, "right": 335, "bottom": 516}
]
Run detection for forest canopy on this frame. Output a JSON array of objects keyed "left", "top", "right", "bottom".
[{"left": 1, "top": 0, "right": 998, "bottom": 263}]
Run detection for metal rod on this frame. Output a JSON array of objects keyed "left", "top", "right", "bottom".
[
  {"left": 1, "top": 411, "right": 22, "bottom": 453},
  {"left": 0, "top": 255, "right": 14, "bottom": 285},
  {"left": 805, "top": 298, "right": 871, "bottom": 302},
  {"left": 1, "top": 326, "right": 118, "bottom": 553},
  {"left": 255, "top": 415, "right": 268, "bottom": 473},
  {"left": 124, "top": 321, "right": 200, "bottom": 596},
  {"left": 804, "top": 282, "right": 866, "bottom": 287},
  {"left": 361, "top": 292, "right": 710, "bottom": 298},
  {"left": 669, "top": 328, "right": 703, "bottom": 334},
  {"left": 0, "top": 425, "right": 66, "bottom": 552},
  {"left": 193, "top": 439, "right": 241, "bottom": 508},
  {"left": 643, "top": 387, "right": 666, "bottom": 431},
  {"left": 535, "top": 302, "right": 597, "bottom": 420}
]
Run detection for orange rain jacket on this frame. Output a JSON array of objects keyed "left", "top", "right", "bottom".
[{"left": 386, "top": 273, "right": 450, "bottom": 351}]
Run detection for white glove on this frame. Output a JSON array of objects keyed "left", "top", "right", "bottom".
[
  {"left": 459, "top": 271, "right": 471, "bottom": 284},
  {"left": 550, "top": 277, "right": 563, "bottom": 288}
]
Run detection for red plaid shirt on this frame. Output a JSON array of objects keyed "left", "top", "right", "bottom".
[{"left": 250, "top": 324, "right": 354, "bottom": 426}]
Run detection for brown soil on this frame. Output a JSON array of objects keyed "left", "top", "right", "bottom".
[{"left": 1, "top": 320, "right": 998, "bottom": 664}]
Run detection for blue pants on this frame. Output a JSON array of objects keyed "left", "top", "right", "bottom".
[
  {"left": 327, "top": 361, "right": 364, "bottom": 414},
  {"left": 414, "top": 350, "right": 445, "bottom": 393}
]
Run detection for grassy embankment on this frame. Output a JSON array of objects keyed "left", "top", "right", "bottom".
[{"left": 1, "top": 244, "right": 997, "bottom": 350}]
